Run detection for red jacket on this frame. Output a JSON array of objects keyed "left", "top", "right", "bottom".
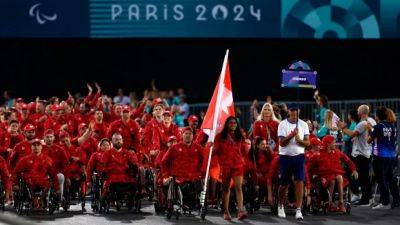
[
  {"left": 62, "top": 144, "right": 87, "bottom": 180},
  {"left": 213, "top": 133, "right": 250, "bottom": 168},
  {"left": 142, "top": 119, "right": 164, "bottom": 154},
  {"left": 102, "top": 148, "right": 139, "bottom": 184},
  {"left": 161, "top": 142, "right": 204, "bottom": 181},
  {"left": 86, "top": 151, "right": 107, "bottom": 183},
  {"left": 12, "top": 153, "right": 58, "bottom": 190},
  {"left": 154, "top": 123, "right": 182, "bottom": 166},
  {"left": 253, "top": 149, "right": 275, "bottom": 175},
  {"left": 308, "top": 148, "right": 356, "bottom": 179},
  {"left": 0, "top": 156, "right": 11, "bottom": 192},
  {"left": 72, "top": 136, "right": 97, "bottom": 162},
  {"left": 44, "top": 116, "right": 74, "bottom": 137},
  {"left": 10, "top": 140, "right": 32, "bottom": 169},
  {"left": 252, "top": 120, "right": 279, "bottom": 152},
  {"left": 108, "top": 119, "right": 140, "bottom": 151},
  {"left": 42, "top": 144, "right": 69, "bottom": 174},
  {"left": 28, "top": 113, "right": 48, "bottom": 138},
  {"left": 90, "top": 121, "right": 108, "bottom": 141}
]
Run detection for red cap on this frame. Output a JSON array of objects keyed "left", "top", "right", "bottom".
[
  {"left": 322, "top": 135, "right": 335, "bottom": 147},
  {"left": 310, "top": 137, "right": 322, "bottom": 146},
  {"left": 167, "top": 136, "right": 178, "bottom": 142},
  {"left": 163, "top": 110, "right": 173, "bottom": 117},
  {"left": 188, "top": 115, "right": 199, "bottom": 123},
  {"left": 51, "top": 104, "right": 63, "bottom": 112},
  {"left": 31, "top": 138, "right": 42, "bottom": 145},
  {"left": 20, "top": 103, "right": 28, "bottom": 110},
  {"left": 28, "top": 102, "right": 36, "bottom": 111},
  {"left": 182, "top": 126, "right": 193, "bottom": 134},
  {"left": 44, "top": 129, "right": 54, "bottom": 136},
  {"left": 23, "top": 124, "right": 35, "bottom": 132},
  {"left": 122, "top": 105, "right": 131, "bottom": 113},
  {"left": 78, "top": 123, "right": 88, "bottom": 131},
  {"left": 152, "top": 98, "right": 164, "bottom": 107},
  {"left": 59, "top": 131, "right": 70, "bottom": 139}
]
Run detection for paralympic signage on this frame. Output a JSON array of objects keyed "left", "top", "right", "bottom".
[{"left": 1, "top": 0, "right": 400, "bottom": 38}]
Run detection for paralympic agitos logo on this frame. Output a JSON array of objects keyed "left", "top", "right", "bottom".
[{"left": 29, "top": 3, "right": 57, "bottom": 25}]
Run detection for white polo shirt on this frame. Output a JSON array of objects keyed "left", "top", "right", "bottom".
[{"left": 278, "top": 119, "right": 309, "bottom": 156}]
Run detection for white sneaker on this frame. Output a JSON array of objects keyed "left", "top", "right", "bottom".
[
  {"left": 278, "top": 206, "right": 286, "bottom": 218},
  {"left": 295, "top": 209, "right": 304, "bottom": 220},
  {"left": 372, "top": 203, "right": 391, "bottom": 210}
]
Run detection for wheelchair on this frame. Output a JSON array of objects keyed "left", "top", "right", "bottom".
[
  {"left": 62, "top": 174, "right": 87, "bottom": 212},
  {"left": 309, "top": 176, "right": 351, "bottom": 215},
  {"left": 0, "top": 180, "right": 5, "bottom": 211},
  {"left": 99, "top": 182, "right": 140, "bottom": 213},
  {"left": 90, "top": 172, "right": 103, "bottom": 212},
  {"left": 153, "top": 168, "right": 166, "bottom": 215},
  {"left": 13, "top": 178, "right": 59, "bottom": 215},
  {"left": 165, "top": 177, "right": 202, "bottom": 220}
]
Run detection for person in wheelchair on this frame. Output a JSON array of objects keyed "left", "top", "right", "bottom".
[
  {"left": 100, "top": 132, "right": 140, "bottom": 207},
  {"left": 308, "top": 135, "right": 358, "bottom": 213},
  {"left": 153, "top": 135, "right": 177, "bottom": 213},
  {"left": 42, "top": 129, "right": 68, "bottom": 202},
  {"left": 86, "top": 138, "right": 111, "bottom": 210},
  {"left": 59, "top": 131, "right": 87, "bottom": 208},
  {"left": 12, "top": 139, "right": 59, "bottom": 208},
  {"left": 250, "top": 137, "right": 275, "bottom": 205},
  {"left": 304, "top": 137, "right": 322, "bottom": 209},
  {"left": 0, "top": 155, "right": 11, "bottom": 207},
  {"left": 161, "top": 127, "right": 204, "bottom": 213}
]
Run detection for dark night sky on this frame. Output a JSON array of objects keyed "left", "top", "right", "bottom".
[{"left": 0, "top": 38, "right": 399, "bottom": 103}]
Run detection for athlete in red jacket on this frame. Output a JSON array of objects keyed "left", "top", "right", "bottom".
[
  {"left": 101, "top": 133, "right": 139, "bottom": 197},
  {"left": 10, "top": 124, "right": 36, "bottom": 168},
  {"left": 12, "top": 139, "right": 59, "bottom": 195},
  {"left": 107, "top": 106, "right": 140, "bottom": 152},
  {"left": 308, "top": 135, "right": 358, "bottom": 213},
  {"left": 213, "top": 117, "right": 251, "bottom": 221},
  {"left": 161, "top": 127, "right": 204, "bottom": 183},
  {"left": 86, "top": 138, "right": 110, "bottom": 186}
]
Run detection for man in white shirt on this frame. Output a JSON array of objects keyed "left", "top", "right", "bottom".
[
  {"left": 277, "top": 103, "right": 310, "bottom": 220},
  {"left": 339, "top": 104, "right": 376, "bottom": 206}
]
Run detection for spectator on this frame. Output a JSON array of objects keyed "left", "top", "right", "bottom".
[
  {"left": 277, "top": 103, "right": 310, "bottom": 220},
  {"left": 339, "top": 104, "right": 376, "bottom": 206},
  {"left": 129, "top": 92, "right": 138, "bottom": 108},
  {"left": 178, "top": 95, "right": 189, "bottom": 120},
  {"left": 343, "top": 110, "right": 360, "bottom": 157},
  {"left": 2, "top": 91, "right": 14, "bottom": 108},
  {"left": 317, "top": 110, "right": 339, "bottom": 140},
  {"left": 250, "top": 99, "right": 260, "bottom": 123},
  {"left": 315, "top": 94, "right": 329, "bottom": 125},
  {"left": 369, "top": 107, "right": 400, "bottom": 209},
  {"left": 113, "top": 88, "right": 130, "bottom": 105}
]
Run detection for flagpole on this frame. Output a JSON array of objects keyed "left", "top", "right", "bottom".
[{"left": 200, "top": 49, "right": 230, "bottom": 216}]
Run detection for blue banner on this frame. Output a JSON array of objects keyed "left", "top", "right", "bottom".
[{"left": 1, "top": 0, "right": 400, "bottom": 38}]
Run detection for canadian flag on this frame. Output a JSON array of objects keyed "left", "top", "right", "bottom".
[
  {"left": 201, "top": 50, "right": 235, "bottom": 142},
  {"left": 200, "top": 50, "right": 236, "bottom": 207}
]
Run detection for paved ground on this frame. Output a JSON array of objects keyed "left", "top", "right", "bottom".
[{"left": 1, "top": 200, "right": 400, "bottom": 225}]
